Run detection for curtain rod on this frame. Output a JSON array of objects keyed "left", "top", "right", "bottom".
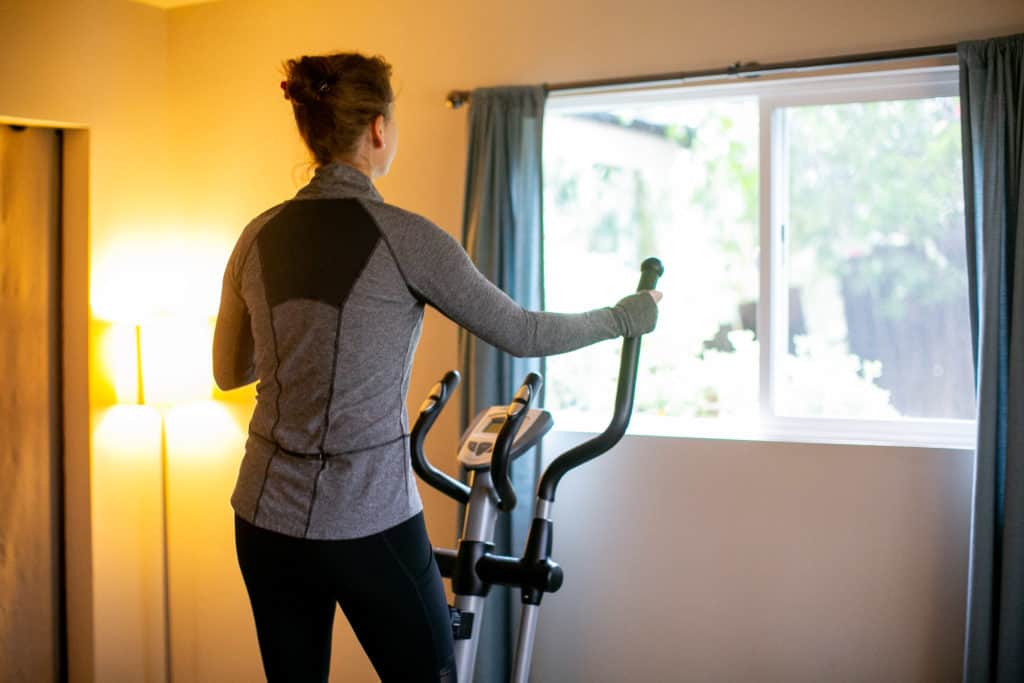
[{"left": 445, "top": 43, "right": 958, "bottom": 109}]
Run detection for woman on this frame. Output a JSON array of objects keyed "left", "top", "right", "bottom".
[{"left": 213, "top": 52, "right": 661, "bottom": 683}]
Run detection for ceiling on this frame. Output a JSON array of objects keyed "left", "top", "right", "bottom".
[{"left": 130, "top": 0, "right": 223, "bottom": 9}]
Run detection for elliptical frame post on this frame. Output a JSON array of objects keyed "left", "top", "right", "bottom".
[
  {"left": 451, "top": 469, "right": 501, "bottom": 681},
  {"left": 510, "top": 496, "right": 556, "bottom": 681}
]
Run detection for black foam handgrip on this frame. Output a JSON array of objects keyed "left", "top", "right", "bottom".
[
  {"left": 492, "top": 372, "right": 543, "bottom": 513},
  {"left": 637, "top": 257, "right": 664, "bottom": 292},
  {"left": 410, "top": 370, "right": 471, "bottom": 504}
]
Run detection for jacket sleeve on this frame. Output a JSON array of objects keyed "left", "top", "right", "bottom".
[
  {"left": 378, "top": 208, "right": 657, "bottom": 357},
  {"left": 212, "top": 263, "right": 256, "bottom": 390}
]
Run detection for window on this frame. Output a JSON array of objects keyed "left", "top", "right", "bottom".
[{"left": 542, "top": 66, "right": 975, "bottom": 447}]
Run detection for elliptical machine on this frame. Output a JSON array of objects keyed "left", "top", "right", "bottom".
[{"left": 410, "top": 258, "right": 664, "bottom": 682}]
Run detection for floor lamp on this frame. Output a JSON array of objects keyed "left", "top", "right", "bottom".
[{"left": 107, "top": 316, "right": 215, "bottom": 683}]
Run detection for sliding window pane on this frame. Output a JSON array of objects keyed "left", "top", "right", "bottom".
[
  {"left": 778, "top": 97, "right": 973, "bottom": 419},
  {"left": 543, "top": 99, "right": 759, "bottom": 423}
]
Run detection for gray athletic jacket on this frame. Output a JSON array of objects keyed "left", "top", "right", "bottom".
[{"left": 213, "top": 162, "right": 657, "bottom": 540}]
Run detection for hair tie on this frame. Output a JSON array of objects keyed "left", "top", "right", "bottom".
[{"left": 280, "top": 80, "right": 289, "bottom": 100}]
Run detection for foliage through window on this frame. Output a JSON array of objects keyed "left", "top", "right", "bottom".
[{"left": 541, "top": 67, "right": 974, "bottom": 446}]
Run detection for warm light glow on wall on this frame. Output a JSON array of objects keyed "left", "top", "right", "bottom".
[
  {"left": 165, "top": 401, "right": 245, "bottom": 463},
  {"left": 91, "top": 406, "right": 168, "bottom": 682},
  {"left": 93, "top": 404, "right": 164, "bottom": 464},
  {"left": 99, "top": 317, "right": 214, "bottom": 406},
  {"left": 92, "top": 229, "right": 228, "bottom": 407},
  {"left": 101, "top": 323, "right": 144, "bottom": 404},
  {"left": 140, "top": 317, "right": 215, "bottom": 407},
  {"left": 91, "top": 230, "right": 231, "bottom": 322}
]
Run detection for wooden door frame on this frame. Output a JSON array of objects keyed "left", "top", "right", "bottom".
[
  {"left": 2, "top": 117, "right": 94, "bottom": 683},
  {"left": 61, "top": 128, "right": 93, "bottom": 683}
]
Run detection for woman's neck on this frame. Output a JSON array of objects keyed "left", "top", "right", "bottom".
[{"left": 336, "top": 149, "right": 375, "bottom": 179}]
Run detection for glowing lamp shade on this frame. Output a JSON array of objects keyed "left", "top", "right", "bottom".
[
  {"left": 102, "top": 317, "right": 214, "bottom": 406},
  {"left": 140, "top": 317, "right": 215, "bottom": 406},
  {"left": 101, "top": 323, "right": 145, "bottom": 404}
]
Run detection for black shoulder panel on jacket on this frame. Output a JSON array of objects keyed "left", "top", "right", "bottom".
[{"left": 256, "top": 198, "right": 381, "bottom": 309}]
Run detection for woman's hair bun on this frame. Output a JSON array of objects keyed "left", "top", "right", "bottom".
[
  {"left": 284, "top": 55, "right": 340, "bottom": 106},
  {"left": 282, "top": 52, "right": 394, "bottom": 165}
]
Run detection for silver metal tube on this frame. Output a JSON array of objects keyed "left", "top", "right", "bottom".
[
  {"left": 462, "top": 470, "right": 499, "bottom": 542},
  {"left": 453, "top": 593, "right": 488, "bottom": 682},
  {"left": 534, "top": 497, "right": 553, "bottom": 521},
  {"left": 511, "top": 604, "right": 541, "bottom": 683},
  {"left": 452, "top": 470, "right": 500, "bottom": 681}
]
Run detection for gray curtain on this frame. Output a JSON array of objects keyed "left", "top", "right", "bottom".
[
  {"left": 458, "top": 86, "right": 546, "bottom": 683},
  {"left": 959, "top": 33, "right": 1024, "bottom": 683},
  {"left": 0, "top": 125, "right": 64, "bottom": 681}
]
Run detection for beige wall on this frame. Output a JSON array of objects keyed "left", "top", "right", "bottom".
[
  {"left": 0, "top": 0, "right": 172, "bottom": 268},
  {"left": 537, "top": 433, "right": 973, "bottom": 681},
  {"left": 1, "top": 2, "right": 172, "bottom": 681},
  {"left": 3, "top": 0, "right": 1024, "bottom": 681}
]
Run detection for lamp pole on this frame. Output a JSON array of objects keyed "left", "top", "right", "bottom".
[
  {"left": 135, "top": 323, "right": 172, "bottom": 683},
  {"left": 159, "top": 412, "right": 172, "bottom": 683}
]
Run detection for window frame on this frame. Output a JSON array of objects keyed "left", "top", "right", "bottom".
[{"left": 544, "top": 64, "right": 976, "bottom": 449}]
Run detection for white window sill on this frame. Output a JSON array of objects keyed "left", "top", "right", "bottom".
[{"left": 549, "top": 410, "right": 977, "bottom": 450}]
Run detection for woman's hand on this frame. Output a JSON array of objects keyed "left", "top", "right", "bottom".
[{"left": 613, "top": 291, "right": 661, "bottom": 337}]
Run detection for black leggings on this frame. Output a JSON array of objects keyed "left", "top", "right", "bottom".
[{"left": 235, "top": 512, "right": 456, "bottom": 682}]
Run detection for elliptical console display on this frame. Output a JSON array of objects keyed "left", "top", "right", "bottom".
[{"left": 458, "top": 407, "right": 552, "bottom": 470}]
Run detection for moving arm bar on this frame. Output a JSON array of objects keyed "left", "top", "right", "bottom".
[
  {"left": 491, "top": 372, "right": 544, "bottom": 512},
  {"left": 411, "top": 370, "right": 471, "bottom": 504},
  {"left": 537, "top": 258, "right": 664, "bottom": 502},
  {"left": 536, "top": 340, "right": 641, "bottom": 501}
]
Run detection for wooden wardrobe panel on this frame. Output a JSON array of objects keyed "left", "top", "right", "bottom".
[{"left": 0, "top": 124, "right": 64, "bottom": 682}]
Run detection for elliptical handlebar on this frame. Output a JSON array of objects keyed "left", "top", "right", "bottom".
[
  {"left": 410, "top": 370, "right": 471, "bottom": 504},
  {"left": 490, "top": 372, "right": 544, "bottom": 512},
  {"left": 410, "top": 258, "right": 663, "bottom": 508},
  {"left": 536, "top": 257, "right": 664, "bottom": 503},
  {"left": 636, "top": 256, "right": 666, "bottom": 292}
]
